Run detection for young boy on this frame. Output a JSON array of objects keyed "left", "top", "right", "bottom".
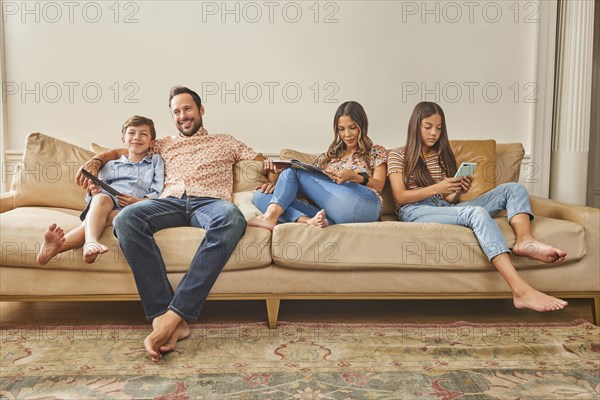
[{"left": 37, "top": 115, "right": 164, "bottom": 264}]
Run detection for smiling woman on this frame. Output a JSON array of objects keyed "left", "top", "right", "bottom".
[{"left": 248, "top": 101, "right": 387, "bottom": 230}]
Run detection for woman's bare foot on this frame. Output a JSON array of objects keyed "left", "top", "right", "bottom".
[
  {"left": 306, "top": 209, "right": 329, "bottom": 228},
  {"left": 158, "top": 320, "right": 191, "bottom": 354},
  {"left": 248, "top": 214, "right": 278, "bottom": 231},
  {"left": 37, "top": 224, "right": 66, "bottom": 265},
  {"left": 83, "top": 242, "right": 109, "bottom": 263},
  {"left": 512, "top": 239, "right": 567, "bottom": 263},
  {"left": 513, "top": 287, "right": 568, "bottom": 311},
  {"left": 144, "top": 311, "right": 182, "bottom": 363}
]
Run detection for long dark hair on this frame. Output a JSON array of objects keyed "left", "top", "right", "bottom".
[
  {"left": 319, "top": 101, "right": 373, "bottom": 167},
  {"left": 404, "top": 102, "right": 456, "bottom": 188}
]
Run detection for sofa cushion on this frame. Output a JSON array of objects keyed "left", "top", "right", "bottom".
[
  {"left": 232, "top": 191, "right": 262, "bottom": 220},
  {"left": 271, "top": 216, "right": 585, "bottom": 271},
  {"left": 233, "top": 160, "right": 269, "bottom": 192},
  {"left": 280, "top": 148, "right": 317, "bottom": 164},
  {"left": 90, "top": 142, "right": 109, "bottom": 153},
  {"left": 449, "top": 140, "right": 496, "bottom": 201},
  {"left": 495, "top": 143, "right": 525, "bottom": 185},
  {"left": 0, "top": 207, "right": 272, "bottom": 273},
  {"left": 12, "top": 133, "right": 93, "bottom": 210}
]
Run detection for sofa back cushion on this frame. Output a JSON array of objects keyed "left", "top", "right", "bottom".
[
  {"left": 449, "top": 139, "right": 496, "bottom": 201},
  {"left": 12, "top": 133, "right": 93, "bottom": 210},
  {"left": 233, "top": 160, "right": 269, "bottom": 192},
  {"left": 495, "top": 143, "right": 525, "bottom": 185},
  {"left": 280, "top": 148, "right": 317, "bottom": 164}
]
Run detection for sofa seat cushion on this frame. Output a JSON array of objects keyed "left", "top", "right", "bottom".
[
  {"left": 1, "top": 207, "right": 272, "bottom": 273},
  {"left": 271, "top": 216, "right": 585, "bottom": 271}
]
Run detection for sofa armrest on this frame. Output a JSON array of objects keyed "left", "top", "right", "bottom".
[
  {"left": 531, "top": 196, "right": 599, "bottom": 265},
  {"left": 530, "top": 196, "right": 599, "bottom": 227},
  {"left": 0, "top": 191, "right": 16, "bottom": 213}
]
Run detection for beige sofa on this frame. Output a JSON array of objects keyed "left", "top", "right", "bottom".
[{"left": 1, "top": 133, "right": 599, "bottom": 327}]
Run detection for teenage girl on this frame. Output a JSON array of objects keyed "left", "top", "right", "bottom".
[{"left": 388, "top": 101, "right": 567, "bottom": 312}]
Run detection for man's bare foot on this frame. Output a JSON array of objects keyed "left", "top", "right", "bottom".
[
  {"left": 37, "top": 224, "right": 66, "bottom": 265},
  {"left": 158, "top": 320, "right": 191, "bottom": 354},
  {"left": 512, "top": 239, "right": 567, "bottom": 263},
  {"left": 83, "top": 242, "right": 109, "bottom": 263},
  {"left": 513, "top": 287, "right": 568, "bottom": 312},
  {"left": 306, "top": 209, "right": 329, "bottom": 228},
  {"left": 144, "top": 311, "right": 182, "bottom": 362},
  {"left": 248, "top": 214, "right": 278, "bottom": 231}
]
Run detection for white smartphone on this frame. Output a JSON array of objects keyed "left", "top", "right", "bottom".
[{"left": 454, "top": 162, "right": 477, "bottom": 178}]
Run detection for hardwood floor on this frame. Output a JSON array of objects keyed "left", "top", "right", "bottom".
[{"left": 0, "top": 298, "right": 594, "bottom": 326}]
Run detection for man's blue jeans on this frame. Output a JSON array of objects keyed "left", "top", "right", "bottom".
[
  {"left": 253, "top": 168, "right": 381, "bottom": 225},
  {"left": 398, "top": 183, "right": 533, "bottom": 260},
  {"left": 113, "top": 195, "right": 247, "bottom": 321}
]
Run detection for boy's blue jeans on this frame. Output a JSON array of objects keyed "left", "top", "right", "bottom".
[
  {"left": 253, "top": 168, "right": 381, "bottom": 225},
  {"left": 113, "top": 195, "right": 247, "bottom": 321},
  {"left": 398, "top": 183, "right": 533, "bottom": 261}
]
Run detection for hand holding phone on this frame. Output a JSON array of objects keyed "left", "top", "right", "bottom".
[{"left": 454, "top": 162, "right": 477, "bottom": 178}]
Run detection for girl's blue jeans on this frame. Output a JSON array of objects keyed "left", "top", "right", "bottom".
[
  {"left": 253, "top": 168, "right": 381, "bottom": 225},
  {"left": 398, "top": 183, "right": 533, "bottom": 261}
]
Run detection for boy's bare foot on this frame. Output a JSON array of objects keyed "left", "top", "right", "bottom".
[
  {"left": 513, "top": 287, "right": 568, "bottom": 312},
  {"left": 83, "top": 242, "right": 109, "bottom": 263},
  {"left": 144, "top": 311, "right": 182, "bottom": 363},
  {"left": 158, "top": 320, "right": 191, "bottom": 354},
  {"left": 37, "top": 223, "right": 66, "bottom": 265},
  {"left": 306, "top": 209, "right": 329, "bottom": 228},
  {"left": 512, "top": 239, "right": 567, "bottom": 263},
  {"left": 248, "top": 215, "right": 278, "bottom": 231}
]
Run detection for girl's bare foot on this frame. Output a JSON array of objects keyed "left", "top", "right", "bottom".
[
  {"left": 513, "top": 287, "right": 568, "bottom": 311},
  {"left": 512, "top": 239, "right": 567, "bottom": 263},
  {"left": 248, "top": 215, "right": 278, "bottom": 231},
  {"left": 37, "top": 224, "right": 65, "bottom": 265},
  {"left": 306, "top": 209, "right": 329, "bottom": 228},
  {"left": 83, "top": 242, "right": 109, "bottom": 263}
]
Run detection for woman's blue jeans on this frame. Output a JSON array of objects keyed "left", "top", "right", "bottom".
[
  {"left": 112, "top": 195, "right": 247, "bottom": 321},
  {"left": 398, "top": 183, "right": 533, "bottom": 260},
  {"left": 253, "top": 168, "right": 381, "bottom": 225}
]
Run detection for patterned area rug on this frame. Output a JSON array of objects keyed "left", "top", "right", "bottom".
[{"left": 1, "top": 320, "right": 598, "bottom": 399}]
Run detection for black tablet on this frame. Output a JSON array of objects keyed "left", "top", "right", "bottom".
[{"left": 81, "top": 168, "right": 122, "bottom": 197}]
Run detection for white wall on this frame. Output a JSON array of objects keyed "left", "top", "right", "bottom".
[{"left": 2, "top": 0, "right": 544, "bottom": 157}]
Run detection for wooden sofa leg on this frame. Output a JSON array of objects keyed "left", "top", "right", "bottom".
[
  {"left": 592, "top": 295, "right": 600, "bottom": 326},
  {"left": 266, "top": 297, "right": 281, "bottom": 329}
]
